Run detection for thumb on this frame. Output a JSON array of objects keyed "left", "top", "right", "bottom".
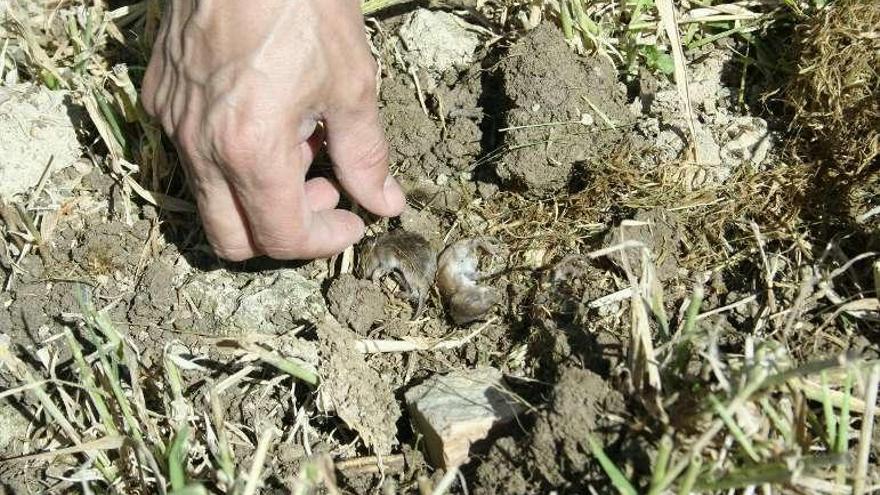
[{"left": 324, "top": 106, "right": 405, "bottom": 217}]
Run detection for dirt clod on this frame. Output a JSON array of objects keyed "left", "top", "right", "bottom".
[
  {"left": 168, "top": 264, "right": 327, "bottom": 337},
  {"left": 604, "top": 208, "right": 683, "bottom": 282},
  {"left": 317, "top": 318, "right": 401, "bottom": 455},
  {"left": 397, "top": 9, "right": 481, "bottom": 81},
  {"left": 476, "top": 366, "right": 626, "bottom": 491},
  {"left": 497, "top": 23, "right": 633, "bottom": 195},
  {"left": 326, "top": 273, "right": 387, "bottom": 335}
]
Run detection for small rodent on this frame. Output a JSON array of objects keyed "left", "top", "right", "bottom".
[
  {"left": 358, "top": 230, "right": 438, "bottom": 318},
  {"left": 436, "top": 238, "right": 502, "bottom": 325}
]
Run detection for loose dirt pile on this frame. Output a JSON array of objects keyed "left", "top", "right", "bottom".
[{"left": 497, "top": 23, "right": 634, "bottom": 195}]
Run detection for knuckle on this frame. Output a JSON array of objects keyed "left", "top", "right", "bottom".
[
  {"left": 253, "top": 224, "right": 307, "bottom": 260},
  {"left": 349, "top": 66, "right": 378, "bottom": 104},
  {"left": 350, "top": 136, "right": 389, "bottom": 172},
  {"left": 215, "top": 122, "right": 265, "bottom": 165},
  {"left": 174, "top": 126, "right": 199, "bottom": 156},
  {"left": 258, "top": 241, "right": 302, "bottom": 260},
  {"left": 206, "top": 235, "right": 253, "bottom": 261}
]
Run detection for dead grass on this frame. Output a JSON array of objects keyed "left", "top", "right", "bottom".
[
  {"left": 785, "top": 0, "right": 880, "bottom": 175},
  {"left": 584, "top": 221, "right": 880, "bottom": 494}
]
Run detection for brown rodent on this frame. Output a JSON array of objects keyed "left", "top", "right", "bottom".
[
  {"left": 435, "top": 238, "right": 502, "bottom": 325},
  {"left": 358, "top": 230, "right": 438, "bottom": 318}
]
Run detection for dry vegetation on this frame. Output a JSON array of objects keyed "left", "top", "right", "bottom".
[
  {"left": 785, "top": 0, "right": 880, "bottom": 176},
  {"left": 0, "top": 0, "right": 878, "bottom": 494}
]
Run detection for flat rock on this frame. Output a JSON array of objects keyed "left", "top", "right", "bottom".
[
  {"left": 405, "top": 367, "right": 522, "bottom": 468},
  {"left": 0, "top": 84, "right": 82, "bottom": 199},
  {"left": 165, "top": 260, "right": 327, "bottom": 337}
]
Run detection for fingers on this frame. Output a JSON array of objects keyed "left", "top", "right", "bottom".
[
  {"left": 186, "top": 148, "right": 346, "bottom": 260},
  {"left": 141, "top": 3, "right": 176, "bottom": 120},
  {"left": 324, "top": 105, "right": 405, "bottom": 218},
  {"left": 188, "top": 158, "right": 259, "bottom": 261},
  {"left": 224, "top": 137, "right": 365, "bottom": 259},
  {"left": 304, "top": 177, "right": 340, "bottom": 211}
]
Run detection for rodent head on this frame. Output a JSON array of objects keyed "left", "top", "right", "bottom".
[{"left": 449, "top": 286, "right": 500, "bottom": 325}]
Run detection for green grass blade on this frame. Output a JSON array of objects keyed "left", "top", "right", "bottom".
[
  {"left": 64, "top": 330, "right": 119, "bottom": 436},
  {"left": 708, "top": 394, "right": 760, "bottom": 462},
  {"left": 820, "top": 371, "right": 838, "bottom": 448},
  {"left": 676, "top": 457, "right": 701, "bottom": 495},
  {"left": 694, "top": 462, "right": 793, "bottom": 491},
  {"left": 681, "top": 286, "right": 703, "bottom": 337},
  {"left": 760, "top": 398, "right": 792, "bottom": 444},
  {"left": 246, "top": 346, "right": 319, "bottom": 387},
  {"left": 168, "top": 425, "right": 190, "bottom": 491},
  {"left": 588, "top": 434, "right": 638, "bottom": 495},
  {"left": 648, "top": 433, "right": 673, "bottom": 495},
  {"left": 835, "top": 370, "right": 853, "bottom": 485},
  {"left": 559, "top": 0, "right": 574, "bottom": 40},
  {"left": 94, "top": 89, "right": 128, "bottom": 153},
  {"left": 170, "top": 486, "right": 208, "bottom": 495}
]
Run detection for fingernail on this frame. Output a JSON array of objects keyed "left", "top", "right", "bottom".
[{"left": 383, "top": 175, "right": 406, "bottom": 214}]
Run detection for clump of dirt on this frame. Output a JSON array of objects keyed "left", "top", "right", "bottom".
[
  {"left": 380, "top": 78, "right": 442, "bottom": 177},
  {"left": 397, "top": 9, "right": 481, "bottom": 80},
  {"left": 316, "top": 319, "right": 401, "bottom": 455},
  {"left": 637, "top": 44, "right": 776, "bottom": 187},
  {"left": 378, "top": 13, "right": 486, "bottom": 180},
  {"left": 133, "top": 258, "right": 328, "bottom": 338},
  {"left": 786, "top": 0, "right": 880, "bottom": 173},
  {"left": 326, "top": 273, "right": 388, "bottom": 334},
  {"left": 0, "top": 401, "right": 29, "bottom": 453},
  {"left": 527, "top": 256, "right": 623, "bottom": 378},
  {"left": 497, "top": 23, "right": 635, "bottom": 195},
  {"left": 530, "top": 367, "right": 626, "bottom": 485},
  {"left": 474, "top": 367, "right": 627, "bottom": 493},
  {"left": 127, "top": 258, "right": 176, "bottom": 327}
]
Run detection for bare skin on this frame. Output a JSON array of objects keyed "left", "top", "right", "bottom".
[{"left": 142, "top": 0, "right": 405, "bottom": 261}]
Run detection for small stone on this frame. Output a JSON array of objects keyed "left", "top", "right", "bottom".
[
  {"left": 0, "top": 400, "right": 30, "bottom": 453},
  {"left": 397, "top": 9, "right": 480, "bottom": 79},
  {"left": 405, "top": 367, "right": 522, "bottom": 468}
]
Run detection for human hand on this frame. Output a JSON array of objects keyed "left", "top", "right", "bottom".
[{"left": 142, "top": 0, "right": 405, "bottom": 261}]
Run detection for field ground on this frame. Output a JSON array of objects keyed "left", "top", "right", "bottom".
[{"left": 0, "top": 0, "right": 878, "bottom": 494}]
